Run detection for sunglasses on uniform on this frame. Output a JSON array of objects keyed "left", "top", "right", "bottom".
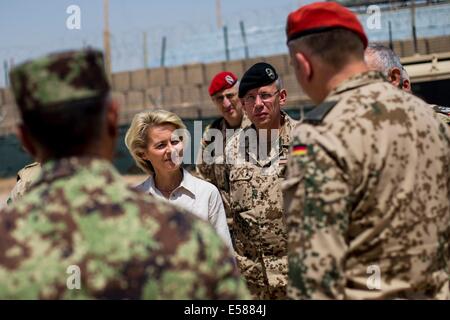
[{"left": 243, "top": 90, "right": 280, "bottom": 105}]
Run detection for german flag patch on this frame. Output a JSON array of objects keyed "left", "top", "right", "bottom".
[{"left": 292, "top": 144, "right": 308, "bottom": 156}]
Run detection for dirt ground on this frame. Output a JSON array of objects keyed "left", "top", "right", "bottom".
[{"left": 0, "top": 175, "right": 147, "bottom": 209}]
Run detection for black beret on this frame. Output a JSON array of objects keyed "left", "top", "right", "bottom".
[{"left": 238, "top": 62, "right": 278, "bottom": 98}]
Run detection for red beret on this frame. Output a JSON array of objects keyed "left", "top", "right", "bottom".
[
  {"left": 208, "top": 71, "right": 238, "bottom": 96},
  {"left": 286, "top": 2, "right": 368, "bottom": 49}
]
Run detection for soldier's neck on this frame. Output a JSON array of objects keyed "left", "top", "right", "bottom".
[
  {"left": 255, "top": 113, "right": 282, "bottom": 140},
  {"left": 38, "top": 145, "right": 112, "bottom": 163},
  {"left": 324, "top": 61, "right": 369, "bottom": 100},
  {"left": 225, "top": 115, "right": 242, "bottom": 129}
]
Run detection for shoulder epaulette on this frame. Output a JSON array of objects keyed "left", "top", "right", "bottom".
[{"left": 303, "top": 100, "right": 339, "bottom": 124}]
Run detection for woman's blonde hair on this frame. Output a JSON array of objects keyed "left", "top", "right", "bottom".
[{"left": 125, "top": 109, "right": 186, "bottom": 174}]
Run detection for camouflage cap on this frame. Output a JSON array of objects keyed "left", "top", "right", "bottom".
[{"left": 10, "top": 49, "right": 110, "bottom": 112}]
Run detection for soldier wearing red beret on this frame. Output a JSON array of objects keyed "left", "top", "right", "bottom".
[
  {"left": 283, "top": 2, "right": 450, "bottom": 300},
  {"left": 196, "top": 71, "right": 250, "bottom": 233}
]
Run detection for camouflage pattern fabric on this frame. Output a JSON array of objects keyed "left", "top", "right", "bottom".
[
  {"left": 6, "top": 162, "right": 42, "bottom": 206},
  {"left": 224, "top": 111, "right": 297, "bottom": 300},
  {"left": 283, "top": 71, "right": 450, "bottom": 299},
  {"left": 9, "top": 49, "right": 109, "bottom": 112},
  {"left": 195, "top": 114, "right": 251, "bottom": 231},
  {"left": 0, "top": 157, "right": 251, "bottom": 299}
]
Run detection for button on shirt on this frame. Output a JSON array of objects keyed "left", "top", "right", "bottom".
[{"left": 135, "top": 169, "right": 234, "bottom": 252}]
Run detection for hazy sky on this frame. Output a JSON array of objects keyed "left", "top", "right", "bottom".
[
  {"left": 0, "top": 0, "right": 307, "bottom": 47},
  {"left": 0, "top": 0, "right": 316, "bottom": 84},
  {"left": 6, "top": 0, "right": 450, "bottom": 87}
]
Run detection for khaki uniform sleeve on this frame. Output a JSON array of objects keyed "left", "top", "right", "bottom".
[
  {"left": 6, "top": 178, "right": 24, "bottom": 205},
  {"left": 284, "top": 132, "right": 351, "bottom": 299},
  {"left": 195, "top": 131, "right": 215, "bottom": 183},
  {"left": 6, "top": 163, "right": 41, "bottom": 206},
  {"left": 195, "top": 124, "right": 222, "bottom": 185},
  {"left": 196, "top": 125, "right": 233, "bottom": 228}
]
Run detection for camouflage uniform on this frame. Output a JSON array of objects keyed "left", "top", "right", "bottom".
[
  {"left": 224, "top": 111, "right": 297, "bottom": 299},
  {"left": 195, "top": 114, "right": 251, "bottom": 229},
  {"left": 0, "top": 158, "right": 250, "bottom": 299},
  {"left": 0, "top": 49, "right": 250, "bottom": 299},
  {"left": 283, "top": 71, "right": 450, "bottom": 299},
  {"left": 6, "top": 162, "right": 41, "bottom": 205}
]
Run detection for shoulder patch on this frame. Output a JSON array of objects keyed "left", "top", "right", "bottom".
[
  {"left": 303, "top": 101, "right": 338, "bottom": 124},
  {"left": 291, "top": 144, "right": 308, "bottom": 157}
]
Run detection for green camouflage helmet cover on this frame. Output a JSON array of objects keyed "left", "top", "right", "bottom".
[{"left": 9, "top": 49, "right": 110, "bottom": 112}]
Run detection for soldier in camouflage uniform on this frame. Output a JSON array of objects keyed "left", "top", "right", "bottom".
[
  {"left": 284, "top": 2, "right": 450, "bottom": 299},
  {"left": 224, "top": 63, "right": 297, "bottom": 299},
  {"left": 364, "top": 44, "right": 408, "bottom": 92},
  {"left": 6, "top": 161, "right": 41, "bottom": 205},
  {"left": 196, "top": 72, "right": 250, "bottom": 231},
  {"left": 365, "top": 43, "right": 450, "bottom": 126},
  {"left": 0, "top": 49, "right": 250, "bottom": 299}
]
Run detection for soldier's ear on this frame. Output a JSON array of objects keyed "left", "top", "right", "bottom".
[
  {"left": 278, "top": 89, "right": 287, "bottom": 106},
  {"left": 389, "top": 67, "right": 402, "bottom": 88},
  {"left": 294, "top": 52, "right": 312, "bottom": 82},
  {"left": 105, "top": 98, "right": 119, "bottom": 139},
  {"left": 402, "top": 78, "right": 411, "bottom": 93},
  {"left": 16, "top": 124, "right": 38, "bottom": 159}
]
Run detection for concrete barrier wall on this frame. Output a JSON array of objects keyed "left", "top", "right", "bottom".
[{"left": 1, "top": 35, "right": 450, "bottom": 136}]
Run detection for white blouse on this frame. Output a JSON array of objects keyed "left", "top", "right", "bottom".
[{"left": 135, "top": 169, "right": 234, "bottom": 253}]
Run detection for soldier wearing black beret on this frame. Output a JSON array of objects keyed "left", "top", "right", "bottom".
[{"left": 223, "top": 62, "right": 298, "bottom": 299}]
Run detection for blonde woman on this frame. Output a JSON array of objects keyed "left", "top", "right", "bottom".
[{"left": 125, "top": 110, "right": 234, "bottom": 252}]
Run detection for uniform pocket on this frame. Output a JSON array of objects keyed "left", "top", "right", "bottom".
[{"left": 229, "top": 167, "right": 254, "bottom": 212}]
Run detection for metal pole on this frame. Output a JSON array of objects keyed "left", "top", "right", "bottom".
[
  {"left": 240, "top": 21, "right": 250, "bottom": 59},
  {"left": 143, "top": 31, "right": 148, "bottom": 68},
  {"left": 3, "top": 60, "right": 8, "bottom": 87},
  {"left": 160, "top": 36, "right": 166, "bottom": 67},
  {"left": 103, "top": 0, "right": 112, "bottom": 82},
  {"left": 411, "top": 0, "right": 418, "bottom": 54},
  {"left": 223, "top": 25, "right": 230, "bottom": 61},
  {"left": 388, "top": 21, "right": 393, "bottom": 50},
  {"left": 216, "top": 0, "right": 223, "bottom": 29}
]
